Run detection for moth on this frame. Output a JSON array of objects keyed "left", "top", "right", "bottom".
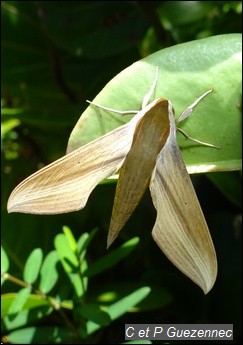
[{"left": 7, "top": 67, "right": 218, "bottom": 294}]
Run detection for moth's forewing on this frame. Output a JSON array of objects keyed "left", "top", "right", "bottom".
[
  {"left": 108, "top": 99, "right": 170, "bottom": 247},
  {"left": 7, "top": 109, "right": 148, "bottom": 214},
  {"left": 150, "top": 102, "right": 217, "bottom": 294}
]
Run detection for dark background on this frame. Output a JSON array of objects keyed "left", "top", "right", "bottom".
[{"left": 2, "top": 1, "right": 242, "bottom": 344}]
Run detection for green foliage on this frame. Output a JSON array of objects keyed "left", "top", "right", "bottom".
[
  {"left": 39, "top": 251, "right": 59, "bottom": 294},
  {"left": 1, "top": 1, "right": 242, "bottom": 344},
  {"left": 67, "top": 35, "right": 241, "bottom": 173},
  {"left": 1, "top": 247, "right": 9, "bottom": 275},
  {"left": 23, "top": 248, "right": 43, "bottom": 284},
  {"left": 2, "top": 227, "right": 157, "bottom": 343}
]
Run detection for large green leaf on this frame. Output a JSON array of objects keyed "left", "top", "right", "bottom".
[{"left": 67, "top": 34, "right": 241, "bottom": 173}]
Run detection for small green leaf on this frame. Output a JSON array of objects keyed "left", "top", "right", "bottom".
[
  {"left": 77, "top": 228, "right": 98, "bottom": 256},
  {"left": 8, "top": 287, "right": 31, "bottom": 314},
  {"left": 2, "top": 305, "right": 52, "bottom": 332},
  {"left": 107, "top": 286, "right": 151, "bottom": 321},
  {"left": 39, "top": 251, "right": 60, "bottom": 294},
  {"left": 76, "top": 232, "right": 89, "bottom": 259},
  {"left": 1, "top": 246, "right": 9, "bottom": 274},
  {"left": 54, "top": 234, "right": 79, "bottom": 269},
  {"left": 84, "top": 237, "right": 139, "bottom": 277},
  {"left": 7, "top": 326, "right": 72, "bottom": 344},
  {"left": 92, "top": 282, "right": 173, "bottom": 312},
  {"left": 1, "top": 293, "right": 51, "bottom": 317},
  {"left": 54, "top": 233, "right": 85, "bottom": 297},
  {"left": 86, "top": 287, "right": 151, "bottom": 335},
  {"left": 62, "top": 225, "right": 77, "bottom": 252},
  {"left": 23, "top": 248, "right": 43, "bottom": 284}
]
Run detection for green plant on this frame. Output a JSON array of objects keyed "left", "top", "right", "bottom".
[
  {"left": 2, "top": 226, "right": 170, "bottom": 343},
  {"left": 2, "top": 2, "right": 242, "bottom": 344}
]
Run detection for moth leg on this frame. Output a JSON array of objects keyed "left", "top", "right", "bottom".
[
  {"left": 177, "top": 89, "right": 212, "bottom": 123},
  {"left": 177, "top": 128, "right": 221, "bottom": 149},
  {"left": 142, "top": 66, "right": 158, "bottom": 109},
  {"left": 86, "top": 100, "right": 138, "bottom": 115},
  {"left": 176, "top": 89, "right": 220, "bottom": 149},
  {"left": 87, "top": 66, "right": 159, "bottom": 114}
]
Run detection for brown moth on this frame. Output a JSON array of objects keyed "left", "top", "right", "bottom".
[{"left": 7, "top": 68, "right": 218, "bottom": 293}]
